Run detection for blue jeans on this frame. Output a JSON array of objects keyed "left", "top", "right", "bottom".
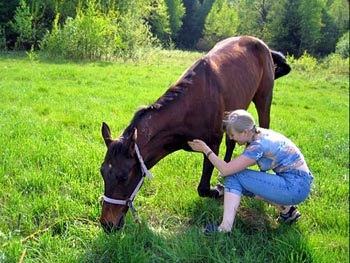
[{"left": 224, "top": 169, "right": 314, "bottom": 205}]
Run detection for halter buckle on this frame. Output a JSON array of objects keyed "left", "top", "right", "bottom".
[{"left": 126, "top": 200, "right": 140, "bottom": 224}]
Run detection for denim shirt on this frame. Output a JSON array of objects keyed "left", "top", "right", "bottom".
[{"left": 242, "top": 128, "right": 306, "bottom": 174}]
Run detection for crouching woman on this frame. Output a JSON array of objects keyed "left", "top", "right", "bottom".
[{"left": 188, "top": 109, "right": 313, "bottom": 233}]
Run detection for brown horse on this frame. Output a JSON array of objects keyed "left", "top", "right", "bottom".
[{"left": 100, "top": 36, "right": 291, "bottom": 232}]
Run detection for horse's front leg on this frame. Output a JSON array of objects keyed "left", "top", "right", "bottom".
[
  {"left": 224, "top": 134, "right": 235, "bottom": 162},
  {"left": 197, "top": 149, "right": 223, "bottom": 199}
]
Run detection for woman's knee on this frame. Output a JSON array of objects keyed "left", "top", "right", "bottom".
[{"left": 224, "top": 175, "right": 242, "bottom": 194}]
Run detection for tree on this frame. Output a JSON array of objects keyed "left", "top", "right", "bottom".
[
  {"left": 265, "top": 0, "right": 301, "bottom": 55},
  {"left": 199, "top": 0, "right": 238, "bottom": 50},
  {"left": 237, "top": 0, "right": 272, "bottom": 39},
  {"left": 317, "top": 0, "right": 349, "bottom": 56},
  {"left": 328, "top": 0, "right": 349, "bottom": 36},
  {"left": 297, "top": 0, "right": 323, "bottom": 56},
  {"left": 165, "top": 0, "right": 185, "bottom": 44},
  {"left": 317, "top": 5, "right": 339, "bottom": 56},
  {"left": 10, "top": 0, "right": 34, "bottom": 49},
  {"left": 335, "top": 31, "right": 349, "bottom": 59},
  {"left": 145, "top": 0, "right": 172, "bottom": 46},
  {"left": 177, "top": 0, "right": 215, "bottom": 49},
  {"left": 0, "top": 0, "right": 20, "bottom": 49}
]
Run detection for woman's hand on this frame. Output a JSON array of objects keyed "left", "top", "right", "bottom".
[
  {"left": 188, "top": 140, "right": 256, "bottom": 177},
  {"left": 187, "top": 139, "right": 210, "bottom": 153}
]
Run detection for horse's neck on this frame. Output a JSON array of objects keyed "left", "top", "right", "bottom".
[{"left": 136, "top": 111, "right": 177, "bottom": 169}]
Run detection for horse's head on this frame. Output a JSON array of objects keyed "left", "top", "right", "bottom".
[{"left": 100, "top": 122, "right": 143, "bottom": 233}]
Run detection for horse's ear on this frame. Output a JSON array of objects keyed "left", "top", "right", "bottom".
[
  {"left": 102, "top": 122, "right": 113, "bottom": 147},
  {"left": 126, "top": 128, "right": 137, "bottom": 156},
  {"left": 132, "top": 128, "right": 138, "bottom": 143}
]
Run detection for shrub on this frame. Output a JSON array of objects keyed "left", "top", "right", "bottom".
[
  {"left": 321, "top": 53, "right": 349, "bottom": 75},
  {"left": 335, "top": 31, "right": 349, "bottom": 59},
  {"left": 40, "top": 0, "right": 156, "bottom": 61},
  {"left": 10, "top": 0, "right": 34, "bottom": 50},
  {"left": 287, "top": 51, "right": 349, "bottom": 75},
  {"left": 288, "top": 51, "right": 318, "bottom": 72}
]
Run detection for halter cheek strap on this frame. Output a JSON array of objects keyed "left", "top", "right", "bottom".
[
  {"left": 134, "top": 144, "right": 154, "bottom": 180},
  {"left": 102, "top": 143, "right": 153, "bottom": 223}
]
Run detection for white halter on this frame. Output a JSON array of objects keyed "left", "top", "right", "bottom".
[{"left": 102, "top": 144, "right": 153, "bottom": 222}]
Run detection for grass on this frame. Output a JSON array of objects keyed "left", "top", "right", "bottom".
[{"left": 0, "top": 50, "right": 348, "bottom": 263}]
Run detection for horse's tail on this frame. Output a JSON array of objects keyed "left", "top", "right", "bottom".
[{"left": 270, "top": 50, "right": 291, "bottom": 79}]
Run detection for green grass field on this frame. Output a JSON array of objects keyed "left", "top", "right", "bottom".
[{"left": 0, "top": 51, "right": 348, "bottom": 263}]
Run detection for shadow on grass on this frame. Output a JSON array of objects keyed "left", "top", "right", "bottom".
[{"left": 78, "top": 198, "right": 314, "bottom": 262}]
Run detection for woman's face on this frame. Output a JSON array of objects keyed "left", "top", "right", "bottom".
[{"left": 226, "top": 128, "right": 248, "bottom": 145}]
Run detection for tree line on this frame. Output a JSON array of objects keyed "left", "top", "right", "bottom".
[{"left": 0, "top": 0, "right": 348, "bottom": 60}]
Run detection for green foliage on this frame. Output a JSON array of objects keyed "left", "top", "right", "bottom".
[
  {"left": 297, "top": 0, "right": 323, "bottom": 55},
  {"left": 198, "top": 0, "right": 238, "bottom": 51},
  {"left": 10, "top": 0, "right": 34, "bottom": 49},
  {"left": 288, "top": 50, "right": 349, "bottom": 76},
  {"left": 9, "top": 0, "right": 56, "bottom": 50},
  {"left": 321, "top": 54, "right": 349, "bottom": 75},
  {"left": 0, "top": 26, "right": 6, "bottom": 50},
  {"left": 268, "top": 0, "right": 309, "bottom": 56},
  {"left": 117, "top": 12, "right": 158, "bottom": 59},
  {"left": 237, "top": 0, "right": 271, "bottom": 39},
  {"left": 145, "top": 0, "right": 172, "bottom": 47},
  {"left": 165, "top": 0, "right": 185, "bottom": 42},
  {"left": 288, "top": 51, "right": 320, "bottom": 72},
  {"left": 317, "top": 6, "right": 339, "bottom": 57},
  {"left": 1, "top": 0, "right": 349, "bottom": 59},
  {"left": 177, "top": 0, "right": 215, "bottom": 48},
  {"left": 335, "top": 31, "right": 349, "bottom": 59},
  {"left": 26, "top": 44, "right": 38, "bottom": 61},
  {"left": 40, "top": 0, "right": 156, "bottom": 60},
  {"left": 265, "top": 0, "right": 347, "bottom": 58},
  {"left": 328, "top": 0, "right": 349, "bottom": 36}
]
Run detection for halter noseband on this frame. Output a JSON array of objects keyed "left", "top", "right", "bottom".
[{"left": 102, "top": 144, "right": 153, "bottom": 223}]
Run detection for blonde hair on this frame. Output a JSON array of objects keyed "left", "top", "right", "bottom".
[{"left": 222, "top": 109, "right": 257, "bottom": 133}]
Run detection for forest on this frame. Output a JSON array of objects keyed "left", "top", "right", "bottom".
[{"left": 0, "top": 0, "right": 348, "bottom": 60}]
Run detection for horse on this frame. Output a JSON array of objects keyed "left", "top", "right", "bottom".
[{"left": 99, "top": 36, "right": 291, "bottom": 232}]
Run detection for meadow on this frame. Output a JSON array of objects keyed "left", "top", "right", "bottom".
[{"left": 0, "top": 50, "right": 348, "bottom": 263}]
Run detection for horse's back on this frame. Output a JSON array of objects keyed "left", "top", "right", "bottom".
[
  {"left": 209, "top": 36, "right": 270, "bottom": 59},
  {"left": 203, "top": 36, "right": 274, "bottom": 110}
]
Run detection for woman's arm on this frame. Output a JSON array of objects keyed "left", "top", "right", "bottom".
[{"left": 187, "top": 139, "right": 256, "bottom": 176}]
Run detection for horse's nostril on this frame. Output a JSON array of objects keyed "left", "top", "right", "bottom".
[
  {"left": 116, "top": 215, "right": 125, "bottom": 229},
  {"left": 101, "top": 215, "right": 125, "bottom": 234},
  {"left": 101, "top": 221, "right": 117, "bottom": 234}
]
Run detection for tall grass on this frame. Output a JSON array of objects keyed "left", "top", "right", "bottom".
[{"left": 0, "top": 51, "right": 348, "bottom": 263}]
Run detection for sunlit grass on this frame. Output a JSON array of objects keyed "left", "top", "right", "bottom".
[{"left": 0, "top": 51, "right": 348, "bottom": 262}]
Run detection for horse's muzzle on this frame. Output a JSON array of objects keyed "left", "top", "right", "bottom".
[{"left": 101, "top": 215, "right": 125, "bottom": 233}]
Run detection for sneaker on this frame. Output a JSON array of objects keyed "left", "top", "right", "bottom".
[
  {"left": 204, "top": 223, "right": 220, "bottom": 234},
  {"left": 204, "top": 223, "right": 231, "bottom": 235},
  {"left": 278, "top": 206, "right": 301, "bottom": 224}
]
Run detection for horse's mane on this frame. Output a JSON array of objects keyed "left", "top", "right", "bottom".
[{"left": 122, "top": 58, "right": 206, "bottom": 137}]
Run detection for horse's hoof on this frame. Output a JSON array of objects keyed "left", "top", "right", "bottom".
[
  {"left": 213, "top": 183, "right": 224, "bottom": 196},
  {"left": 198, "top": 184, "right": 224, "bottom": 198},
  {"left": 208, "top": 183, "right": 224, "bottom": 199}
]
